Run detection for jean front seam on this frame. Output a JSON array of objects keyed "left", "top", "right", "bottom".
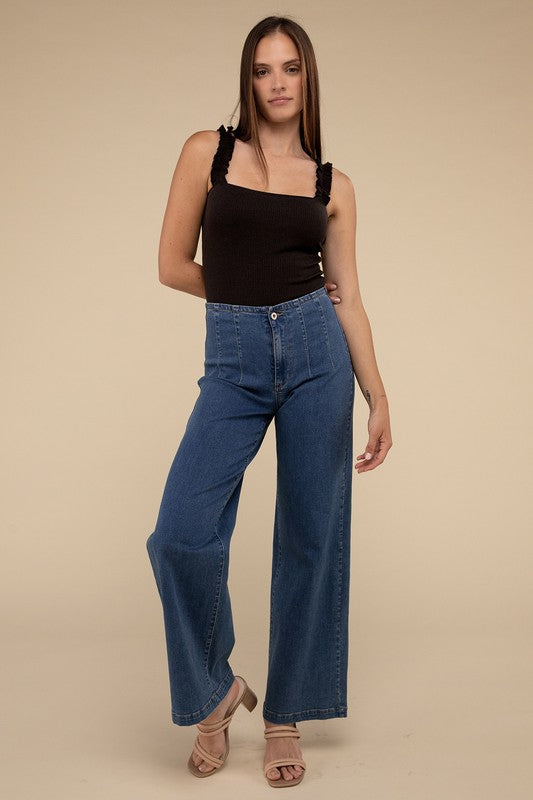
[
  {"left": 204, "top": 421, "right": 269, "bottom": 685},
  {"left": 213, "top": 310, "right": 222, "bottom": 379},
  {"left": 313, "top": 294, "right": 336, "bottom": 369},
  {"left": 269, "top": 488, "right": 283, "bottom": 665},
  {"left": 202, "top": 530, "right": 225, "bottom": 685},
  {"left": 334, "top": 396, "right": 352, "bottom": 706},
  {"left": 231, "top": 308, "right": 244, "bottom": 385},
  {"left": 295, "top": 304, "right": 312, "bottom": 378}
]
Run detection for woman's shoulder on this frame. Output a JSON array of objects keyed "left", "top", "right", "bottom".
[
  {"left": 330, "top": 164, "right": 352, "bottom": 186},
  {"left": 326, "top": 165, "right": 356, "bottom": 216},
  {"left": 182, "top": 127, "right": 222, "bottom": 152},
  {"left": 330, "top": 165, "right": 356, "bottom": 196},
  {"left": 174, "top": 128, "right": 226, "bottom": 175}
]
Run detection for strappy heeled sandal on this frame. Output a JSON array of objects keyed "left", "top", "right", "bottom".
[
  {"left": 263, "top": 723, "right": 307, "bottom": 788},
  {"left": 187, "top": 675, "right": 258, "bottom": 777}
]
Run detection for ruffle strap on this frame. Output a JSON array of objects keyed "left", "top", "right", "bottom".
[
  {"left": 315, "top": 161, "right": 333, "bottom": 205},
  {"left": 211, "top": 124, "right": 235, "bottom": 185}
]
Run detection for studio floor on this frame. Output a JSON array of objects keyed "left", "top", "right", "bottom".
[{"left": 3, "top": 630, "right": 532, "bottom": 799}]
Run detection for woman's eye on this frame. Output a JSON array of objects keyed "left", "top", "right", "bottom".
[{"left": 254, "top": 67, "right": 300, "bottom": 78}]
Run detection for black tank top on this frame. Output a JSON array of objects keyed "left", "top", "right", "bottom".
[{"left": 201, "top": 124, "right": 332, "bottom": 305}]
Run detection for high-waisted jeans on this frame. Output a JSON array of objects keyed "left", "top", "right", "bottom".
[{"left": 146, "top": 285, "right": 355, "bottom": 726}]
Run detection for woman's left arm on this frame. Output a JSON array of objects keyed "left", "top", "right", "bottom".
[{"left": 321, "top": 168, "right": 393, "bottom": 473}]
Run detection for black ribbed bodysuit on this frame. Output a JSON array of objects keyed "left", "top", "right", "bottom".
[{"left": 200, "top": 124, "right": 333, "bottom": 305}]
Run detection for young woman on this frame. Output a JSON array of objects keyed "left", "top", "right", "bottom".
[{"left": 146, "top": 15, "right": 392, "bottom": 788}]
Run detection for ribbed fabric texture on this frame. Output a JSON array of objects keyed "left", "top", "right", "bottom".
[{"left": 201, "top": 124, "right": 333, "bottom": 305}]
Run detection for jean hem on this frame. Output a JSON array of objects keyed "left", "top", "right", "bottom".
[
  {"left": 171, "top": 668, "right": 235, "bottom": 726},
  {"left": 262, "top": 704, "right": 348, "bottom": 723}
]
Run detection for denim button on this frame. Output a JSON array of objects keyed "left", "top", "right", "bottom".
[{"left": 271, "top": 312, "right": 277, "bottom": 319}]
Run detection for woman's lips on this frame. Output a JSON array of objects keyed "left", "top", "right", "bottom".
[{"left": 269, "top": 98, "right": 291, "bottom": 105}]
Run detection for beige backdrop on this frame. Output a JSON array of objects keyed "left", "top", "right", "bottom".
[{"left": 2, "top": 1, "right": 532, "bottom": 798}]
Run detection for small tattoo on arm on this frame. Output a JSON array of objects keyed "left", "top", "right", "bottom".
[{"left": 364, "top": 389, "right": 387, "bottom": 411}]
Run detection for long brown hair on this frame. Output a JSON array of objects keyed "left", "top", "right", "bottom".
[{"left": 228, "top": 16, "right": 325, "bottom": 188}]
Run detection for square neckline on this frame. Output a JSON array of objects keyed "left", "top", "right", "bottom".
[
  {"left": 222, "top": 178, "right": 320, "bottom": 201},
  {"left": 218, "top": 125, "right": 322, "bottom": 201}
]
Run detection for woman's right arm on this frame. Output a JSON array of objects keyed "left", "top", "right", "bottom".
[{"left": 157, "top": 130, "right": 217, "bottom": 297}]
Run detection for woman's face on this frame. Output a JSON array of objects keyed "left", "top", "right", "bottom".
[{"left": 252, "top": 32, "right": 303, "bottom": 122}]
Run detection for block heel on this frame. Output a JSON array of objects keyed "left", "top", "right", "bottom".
[{"left": 241, "top": 683, "right": 258, "bottom": 712}]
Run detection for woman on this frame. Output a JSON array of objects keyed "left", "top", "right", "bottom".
[{"left": 146, "top": 15, "right": 392, "bottom": 788}]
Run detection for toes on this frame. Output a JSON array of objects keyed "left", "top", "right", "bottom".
[
  {"left": 281, "top": 766, "right": 294, "bottom": 781},
  {"left": 193, "top": 752, "right": 216, "bottom": 773},
  {"left": 266, "top": 765, "right": 301, "bottom": 781}
]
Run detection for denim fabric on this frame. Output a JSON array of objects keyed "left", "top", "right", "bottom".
[{"left": 146, "top": 286, "right": 355, "bottom": 726}]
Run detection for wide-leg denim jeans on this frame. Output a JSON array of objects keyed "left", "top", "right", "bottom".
[{"left": 146, "top": 286, "right": 355, "bottom": 726}]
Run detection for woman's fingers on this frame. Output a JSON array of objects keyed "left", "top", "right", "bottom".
[
  {"left": 324, "top": 282, "right": 341, "bottom": 304},
  {"left": 355, "top": 436, "right": 392, "bottom": 472}
]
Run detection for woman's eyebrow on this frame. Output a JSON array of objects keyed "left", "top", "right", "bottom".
[{"left": 253, "top": 58, "right": 301, "bottom": 67}]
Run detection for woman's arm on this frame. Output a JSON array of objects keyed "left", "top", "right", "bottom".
[
  {"left": 321, "top": 168, "right": 392, "bottom": 472},
  {"left": 157, "top": 130, "right": 220, "bottom": 297}
]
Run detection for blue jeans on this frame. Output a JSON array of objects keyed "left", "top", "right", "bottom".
[{"left": 146, "top": 286, "right": 355, "bottom": 726}]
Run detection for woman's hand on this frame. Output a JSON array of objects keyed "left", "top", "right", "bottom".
[
  {"left": 325, "top": 279, "right": 391, "bottom": 472},
  {"left": 325, "top": 281, "right": 341, "bottom": 304},
  {"left": 355, "top": 402, "right": 393, "bottom": 473}
]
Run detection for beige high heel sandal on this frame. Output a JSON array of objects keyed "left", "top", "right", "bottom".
[
  {"left": 263, "top": 723, "right": 307, "bottom": 788},
  {"left": 187, "top": 675, "right": 258, "bottom": 777}
]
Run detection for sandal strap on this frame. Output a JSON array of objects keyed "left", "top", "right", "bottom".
[
  {"left": 264, "top": 757, "right": 307, "bottom": 776},
  {"left": 195, "top": 675, "right": 248, "bottom": 736},
  {"left": 190, "top": 676, "right": 256, "bottom": 773},
  {"left": 196, "top": 714, "right": 233, "bottom": 735},
  {"left": 193, "top": 735, "right": 226, "bottom": 768},
  {"left": 264, "top": 725, "right": 301, "bottom": 739}
]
